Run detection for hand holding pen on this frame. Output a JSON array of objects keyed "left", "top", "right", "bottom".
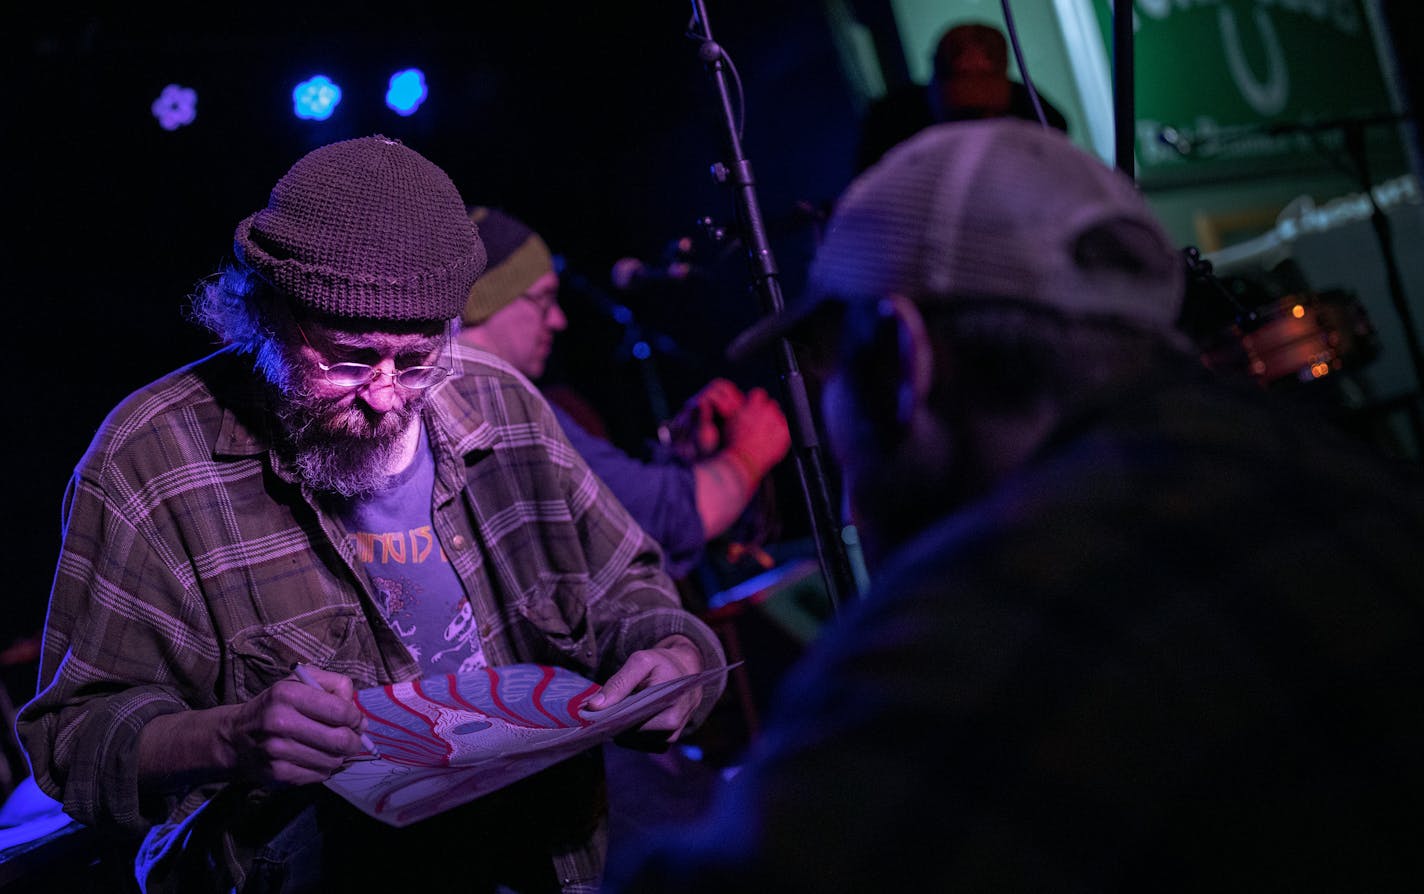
[
  {"left": 214, "top": 662, "right": 375, "bottom": 788},
  {"left": 292, "top": 663, "right": 379, "bottom": 756}
]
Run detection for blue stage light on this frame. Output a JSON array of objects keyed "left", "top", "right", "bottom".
[
  {"left": 293, "top": 75, "right": 342, "bottom": 121},
  {"left": 386, "top": 68, "right": 428, "bottom": 116},
  {"left": 151, "top": 84, "right": 197, "bottom": 131}
]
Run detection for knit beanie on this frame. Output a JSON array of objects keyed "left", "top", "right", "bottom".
[
  {"left": 234, "top": 135, "right": 487, "bottom": 322},
  {"left": 462, "top": 206, "right": 555, "bottom": 324}
]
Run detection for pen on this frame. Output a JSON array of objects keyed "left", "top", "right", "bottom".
[{"left": 292, "top": 662, "right": 379, "bottom": 756}]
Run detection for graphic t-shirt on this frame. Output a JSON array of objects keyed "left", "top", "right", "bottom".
[{"left": 333, "top": 426, "right": 486, "bottom": 675}]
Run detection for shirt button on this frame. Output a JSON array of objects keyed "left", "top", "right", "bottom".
[{"left": 450, "top": 534, "right": 468, "bottom": 550}]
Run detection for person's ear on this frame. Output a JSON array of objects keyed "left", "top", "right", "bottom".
[
  {"left": 840, "top": 294, "right": 933, "bottom": 440},
  {"left": 885, "top": 294, "right": 932, "bottom": 429}
]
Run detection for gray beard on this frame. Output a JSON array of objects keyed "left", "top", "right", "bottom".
[{"left": 272, "top": 384, "right": 425, "bottom": 499}]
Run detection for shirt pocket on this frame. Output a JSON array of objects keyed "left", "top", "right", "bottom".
[
  {"left": 513, "top": 573, "right": 594, "bottom": 668},
  {"left": 227, "top": 605, "right": 367, "bottom": 698}
]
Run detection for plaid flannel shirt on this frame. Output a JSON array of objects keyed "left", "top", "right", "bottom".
[{"left": 18, "top": 343, "right": 725, "bottom": 893}]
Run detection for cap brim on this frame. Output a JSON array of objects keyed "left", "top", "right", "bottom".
[{"left": 725, "top": 292, "right": 831, "bottom": 364}]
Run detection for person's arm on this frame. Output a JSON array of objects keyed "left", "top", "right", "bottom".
[
  {"left": 547, "top": 401, "right": 707, "bottom": 577},
  {"left": 691, "top": 454, "right": 756, "bottom": 539},
  {"left": 136, "top": 668, "right": 366, "bottom": 795},
  {"left": 17, "top": 472, "right": 364, "bottom": 833},
  {"left": 17, "top": 472, "right": 204, "bottom": 833},
  {"left": 673, "top": 379, "right": 792, "bottom": 541},
  {"left": 584, "top": 633, "right": 706, "bottom": 741}
]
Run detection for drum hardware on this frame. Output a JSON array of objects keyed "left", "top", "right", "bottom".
[
  {"left": 1179, "top": 247, "right": 1379, "bottom": 389},
  {"left": 1200, "top": 290, "right": 1380, "bottom": 388}
]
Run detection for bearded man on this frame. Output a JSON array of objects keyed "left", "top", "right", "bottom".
[{"left": 18, "top": 135, "right": 725, "bottom": 894}]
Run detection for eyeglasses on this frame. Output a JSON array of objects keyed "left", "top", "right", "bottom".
[
  {"left": 519, "top": 291, "right": 561, "bottom": 318},
  {"left": 296, "top": 323, "right": 453, "bottom": 390}
]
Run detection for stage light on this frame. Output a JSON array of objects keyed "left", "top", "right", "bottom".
[
  {"left": 293, "top": 75, "right": 342, "bottom": 121},
  {"left": 151, "top": 84, "right": 197, "bottom": 131},
  {"left": 386, "top": 68, "right": 428, "bottom": 116}
]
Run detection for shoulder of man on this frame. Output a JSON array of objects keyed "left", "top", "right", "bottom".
[
  {"left": 448, "top": 342, "right": 537, "bottom": 389},
  {"left": 75, "top": 346, "right": 251, "bottom": 488},
  {"left": 437, "top": 343, "right": 574, "bottom": 448},
  {"left": 446, "top": 342, "right": 549, "bottom": 410}
]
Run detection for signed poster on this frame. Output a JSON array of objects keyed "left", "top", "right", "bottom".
[{"left": 324, "top": 663, "right": 727, "bottom": 827}]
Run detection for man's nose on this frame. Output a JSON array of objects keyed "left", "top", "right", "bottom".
[
  {"left": 358, "top": 360, "right": 404, "bottom": 413},
  {"left": 547, "top": 302, "right": 569, "bottom": 332}
]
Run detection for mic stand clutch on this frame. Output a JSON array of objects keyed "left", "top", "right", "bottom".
[{"left": 685, "top": 0, "right": 857, "bottom": 615}]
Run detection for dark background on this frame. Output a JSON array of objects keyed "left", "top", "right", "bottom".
[{"left": 3, "top": 2, "right": 1420, "bottom": 659}]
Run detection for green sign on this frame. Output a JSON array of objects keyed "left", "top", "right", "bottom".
[{"left": 1090, "top": 0, "right": 1401, "bottom": 183}]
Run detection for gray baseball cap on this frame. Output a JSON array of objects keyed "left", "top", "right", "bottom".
[{"left": 729, "top": 119, "right": 1184, "bottom": 360}]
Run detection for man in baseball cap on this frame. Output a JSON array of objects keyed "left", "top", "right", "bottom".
[
  {"left": 854, "top": 20, "right": 1069, "bottom": 173},
  {"left": 608, "top": 119, "right": 1424, "bottom": 891},
  {"left": 20, "top": 134, "right": 725, "bottom": 893}
]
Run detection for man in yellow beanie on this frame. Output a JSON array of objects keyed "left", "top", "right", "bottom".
[{"left": 457, "top": 206, "right": 791, "bottom": 580}]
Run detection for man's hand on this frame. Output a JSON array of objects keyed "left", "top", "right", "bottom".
[
  {"left": 584, "top": 635, "right": 705, "bottom": 742},
  {"left": 668, "top": 378, "right": 747, "bottom": 461},
  {"left": 720, "top": 386, "right": 791, "bottom": 485},
  {"left": 681, "top": 382, "right": 791, "bottom": 541},
  {"left": 219, "top": 667, "right": 369, "bottom": 787},
  {"left": 137, "top": 666, "right": 369, "bottom": 795}
]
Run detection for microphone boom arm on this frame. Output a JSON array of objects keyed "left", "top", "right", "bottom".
[{"left": 686, "top": 0, "right": 857, "bottom": 614}]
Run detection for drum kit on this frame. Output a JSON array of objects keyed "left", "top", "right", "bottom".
[
  {"left": 1200, "top": 288, "right": 1380, "bottom": 387},
  {"left": 1180, "top": 248, "right": 1381, "bottom": 390}
]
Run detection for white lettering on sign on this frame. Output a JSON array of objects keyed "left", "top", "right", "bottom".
[
  {"left": 1255, "top": 0, "right": 1360, "bottom": 34},
  {"left": 1220, "top": 6, "right": 1289, "bottom": 115},
  {"left": 1131, "top": 0, "right": 1361, "bottom": 119},
  {"left": 1275, "top": 174, "right": 1421, "bottom": 241},
  {"left": 1132, "top": 0, "right": 1359, "bottom": 34},
  {"left": 1137, "top": 114, "right": 1343, "bottom": 164}
]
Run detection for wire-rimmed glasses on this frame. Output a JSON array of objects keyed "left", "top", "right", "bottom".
[
  {"left": 296, "top": 322, "right": 453, "bottom": 390},
  {"left": 519, "top": 290, "right": 562, "bottom": 318}
]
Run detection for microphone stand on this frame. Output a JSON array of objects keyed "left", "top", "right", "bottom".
[
  {"left": 1112, "top": 0, "right": 1134, "bottom": 178},
  {"left": 685, "top": 0, "right": 856, "bottom": 615}
]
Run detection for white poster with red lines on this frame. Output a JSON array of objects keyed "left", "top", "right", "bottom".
[{"left": 323, "top": 662, "right": 727, "bottom": 827}]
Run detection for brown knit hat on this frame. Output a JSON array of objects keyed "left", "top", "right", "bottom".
[
  {"left": 462, "top": 206, "right": 555, "bottom": 324},
  {"left": 234, "top": 135, "right": 487, "bottom": 322}
]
